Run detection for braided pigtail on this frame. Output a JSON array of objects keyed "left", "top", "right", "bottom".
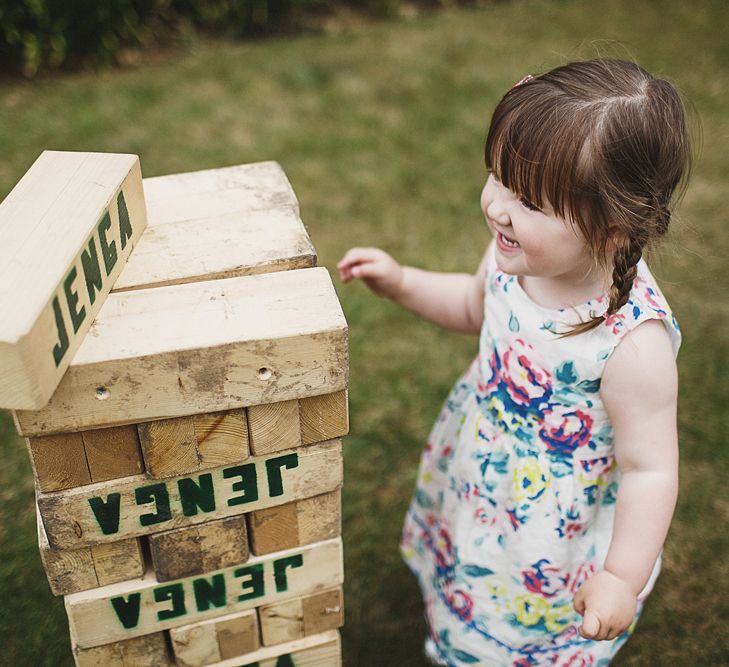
[{"left": 565, "top": 235, "right": 643, "bottom": 337}]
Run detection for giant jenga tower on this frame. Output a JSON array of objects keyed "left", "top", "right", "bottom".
[{"left": 2, "top": 152, "right": 348, "bottom": 666}]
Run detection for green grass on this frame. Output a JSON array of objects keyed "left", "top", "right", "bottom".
[{"left": 1, "top": 1, "right": 728, "bottom": 664}]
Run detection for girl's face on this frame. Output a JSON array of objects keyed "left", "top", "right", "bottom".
[{"left": 480, "top": 175, "right": 598, "bottom": 288}]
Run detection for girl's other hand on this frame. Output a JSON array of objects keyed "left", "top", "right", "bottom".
[
  {"left": 572, "top": 570, "right": 637, "bottom": 641},
  {"left": 337, "top": 247, "right": 405, "bottom": 299}
]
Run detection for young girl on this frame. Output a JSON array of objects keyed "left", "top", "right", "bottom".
[{"left": 337, "top": 59, "right": 690, "bottom": 666}]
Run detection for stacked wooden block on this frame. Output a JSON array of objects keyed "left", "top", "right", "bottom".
[{"left": 7, "top": 155, "right": 348, "bottom": 666}]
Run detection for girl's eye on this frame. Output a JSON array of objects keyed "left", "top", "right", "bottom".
[{"left": 520, "top": 197, "right": 541, "bottom": 212}]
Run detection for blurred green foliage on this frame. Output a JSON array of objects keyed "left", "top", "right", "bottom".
[{"left": 0, "top": 0, "right": 474, "bottom": 76}]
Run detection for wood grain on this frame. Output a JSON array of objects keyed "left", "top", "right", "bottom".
[
  {"left": 71, "top": 631, "right": 172, "bottom": 667},
  {"left": 37, "top": 508, "right": 144, "bottom": 596},
  {"left": 202, "top": 630, "right": 341, "bottom": 667},
  {"left": 170, "top": 609, "right": 259, "bottom": 667},
  {"left": 248, "top": 399, "right": 301, "bottom": 455},
  {"left": 248, "top": 490, "right": 341, "bottom": 556},
  {"left": 26, "top": 433, "right": 91, "bottom": 492},
  {"left": 299, "top": 390, "right": 349, "bottom": 445},
  {"left": 149, "top": 515, "right": 249, "bottom": 582},
  {"left": 82, "top": 425, "right": 144, "bottom": 482},
  {"left": 138, "top": 416, "right": 199, "bottom": 478},
  {"left": 259, "top": 587, "right": 343, "bottom": 645}
]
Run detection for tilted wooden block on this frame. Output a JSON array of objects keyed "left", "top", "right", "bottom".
[
  {"left": 204, "top": 630, "right": 341, "bottom": 667},
  {"left": 299, "top": 390, "right": 349, "bottom": 446},
  {"left": 248, "top": 390, "right": 349, "bottom": 456},
  {"left": 39, "top": 439, "right": 342, "bottom": 549},
  {"left": 138, "top": 410, "right": 248, "bottom": 478},
  {"left": 259, "top": 587, "right": 343, "bottom": 646},
  {"left": 169, "top": 609, "right": 260, "bottom": 667},
  {"left": 0, "top": 151, "right": 147, "bottom": 410},
  {"left": 37, "top": 509, "right": 144, "bottom": 596},
  {"left": 71, "top": 631, "right": 172, "bottom": 667},
  {"left": 65, "top": 538, "right": 343, "bottom": 649},
  {"left": 248, "top": 490, "right": 341, "bottom": 556},
  {"left": 27, "top": 424, "right": 144, "bottom": 492},
  {"left": 150, "top": 515, "right": 249, "bottom": 582},
  {"left": 14, "top": 268, "right": 348, "bottom": 437}
]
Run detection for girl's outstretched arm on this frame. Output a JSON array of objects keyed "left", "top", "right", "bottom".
[
  {"left": 337, "top": 243, "right": 492, "bottom": 335},
  {"left": 574, "top": 319, "right": 679, "bottom": 641}
]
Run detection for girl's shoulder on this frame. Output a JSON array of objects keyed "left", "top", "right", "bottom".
[{"left": 605, "top": 259, "right": 681, "bottom": 358}]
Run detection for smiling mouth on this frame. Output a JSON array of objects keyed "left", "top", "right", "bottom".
[{"left": 498, "top": 231, "right": 520, "bottom": 249}]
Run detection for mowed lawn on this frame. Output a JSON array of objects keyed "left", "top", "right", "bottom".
[{"left": 1, "top": 1, "right": 727, "bottom": 664}]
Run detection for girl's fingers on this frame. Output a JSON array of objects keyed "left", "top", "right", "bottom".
[
  {"left": 579, "top": 609, "right": 601, "bottom": 639},
  {"left": 337, "top": 247, "right": 382, "bottom": 270},
  {"left": 573, "top": 592, "right": 586, "bottom": 615}
]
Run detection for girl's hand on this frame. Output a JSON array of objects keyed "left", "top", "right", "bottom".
[
  {"left": 573, "top": 570, "right": 637, "bottom": 641},
  {"left": 337, "top": 247, "right": 405, "bottom": 299}
]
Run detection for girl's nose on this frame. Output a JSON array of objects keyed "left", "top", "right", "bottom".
[{"left": 486, "top": 193, "right": 511, "bottom": 225}]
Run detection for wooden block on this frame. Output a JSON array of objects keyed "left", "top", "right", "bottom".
[
  {"left": 139, "top": 410, "right": 249, "bottom": 478},
  {"left": 65, "top": 538, "right": 343, "bottom": 649},
  {"left": 299, "top": 390, "right": 349, "bottom": 445},
  {"left": 248, "top": 490, "right": 341, "bottom": 556},
  {"left": 248, "top": 400, "right": 301, "bottom": 455},
  {"left": 82, "top": 425, "right": 144, "bottom": 482},
  {"left": 91, "top": 538, "right": 146, "bottom": 587},
  {"left": 72, "top": 631, "right": 172, "bottom": 667},
  {"left": 205, "top": 630, "right": 341, "bottom": 667},
  {"left": 0, "top": 151, "right": 147, "bottom": 410},
  {"left": 37, "top": 508, "right": 144, "bottom": 596},
  {"left": 38, "top": 509, "right": 96, "bottom": 595},
  {"left": 150, "top": 515, "right": 249, "bottom": 582},
  {"left": 14, "top": 268, "right": 348, "bottom": 436},
  {"left": 26, "top": 432, "right": 91, "bottom": 492},
  {"left": 141, "top": 161, "right": 299, "bottom": 227},
  {"left": 27, "top": 424, "right": 144, "bottom": 492},
  {"left": 39, "top": 439, "right": 343, "bottom": 549},
  {"left": 170, "top": 609, "right": 259, "bottom": 667},
  {"left": 115, "top": 207, "right": 315, "bottom": 292},
  {"left": 259, "top": 587, "right": 343, "bottom": 646},
  {"left": 138, "top": 416, "right": 199, "bottom": 478},
  {"left": 194, "top": 410, "right": 249, "bottom": 470}
]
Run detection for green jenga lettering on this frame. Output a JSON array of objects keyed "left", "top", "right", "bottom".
[
  {"left": 273, "top": 554, "right": 304, "bottom": 593},
  {"left": 88, "top": 493, "right": 121, "bottom": 535},
  {"left": 51, "top": 295, "right": 69, "bottom": 367},
  {"left": 224, "top": 464, "right": 259, "bottom": 506},
  {"left": 178, "top": 473, "right": 216, "bottom": 516},
  {"left": 266, "top": 453, "right": 299, "bottom": 497},
  {"left": 193, "top": 574, "right": 226, "bottom": 612},
  {"left": 135, "top": 483, "right": 172, "bottom": 526},
  {"left": 117, "top": 190, "right": 133, "bottom": 250},
  {"left": 63, "top": 266, "right": 85, "bottom": 334},
  {"left": 234, "top": 563, "right": 265, "bottom": 602},
  {"left": 110, "top": 593, "right": 141, "bottom": 629},
  {"left": 97, "top": 211, "right": 117, "bottom": 275},
  {"left": 80, "top": 236, "right": 103, "bottom": 305},
  {"left": 155, "top": 583, "right": 186, "bottom": 621}
]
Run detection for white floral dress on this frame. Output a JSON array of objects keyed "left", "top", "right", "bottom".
[{"left": 401, "top": 255, "right": 681, "bottom": 667}]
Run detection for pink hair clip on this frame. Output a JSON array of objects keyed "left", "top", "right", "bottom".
[{"left": 512, "top": 74, "right": 534, "bottom": 89}]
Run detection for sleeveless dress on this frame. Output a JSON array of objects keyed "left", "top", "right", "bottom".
[{"left": 400, "top": 253, "right": 680, "bottom": 667}]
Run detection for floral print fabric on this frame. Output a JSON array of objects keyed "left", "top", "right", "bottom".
[{"left": 401, "top": 257, "right": 680, "bottom": 666}]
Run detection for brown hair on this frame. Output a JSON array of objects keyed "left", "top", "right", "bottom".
[{"left": 484, "top": 59, "right": 691, "bottom": 335}]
